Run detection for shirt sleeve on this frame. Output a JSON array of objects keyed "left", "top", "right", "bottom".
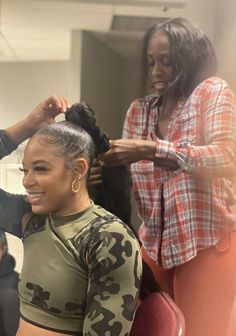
[
  {"left": 82, "top": 221, "right": 142, "bottom": 336},
  {"left": 123, "top": 82, "right": 236, "bottom": 179},
  {"left": 154, "top": 81, "right": 236, "bottom": 177},
  {"left": 0, "top": 130, "right": 18, "bottom": 159},
  {"left": 0, "top": 189, "right": 31, "bottom": 237}
]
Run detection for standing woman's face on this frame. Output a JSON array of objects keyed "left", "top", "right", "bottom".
[{"left": 146, "top": 31, "right": 173, "bottom": 95}]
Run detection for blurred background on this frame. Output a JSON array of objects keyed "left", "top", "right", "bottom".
[{"left": 0, "top": 0, "right": 236, "bottom": 271}]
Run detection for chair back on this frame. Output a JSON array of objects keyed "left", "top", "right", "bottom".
[{"left": 130, "top": 291, "right": 185, "bottom": 336}]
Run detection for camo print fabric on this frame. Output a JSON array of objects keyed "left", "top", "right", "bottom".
[
  {"left": 18, "top": 203, "right": 142, "bottom": 335},
  {"left": 0, "top": 135, "right": 142, "bottom": 335}
]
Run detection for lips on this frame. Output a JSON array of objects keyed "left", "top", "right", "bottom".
[
  {"left": 153, "top": 81, "right": 166, "bottom": 91},
  {"left": 26, "top": 192, "right": 45, "bottom": 205}
]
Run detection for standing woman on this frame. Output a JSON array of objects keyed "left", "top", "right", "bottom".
[{"left": 100, "top": 17, "right": 236, "bottom": 336}]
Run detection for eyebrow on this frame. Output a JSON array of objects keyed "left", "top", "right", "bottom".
[{"left": 22, "top": 160, "right": 50, "bottom": 166}]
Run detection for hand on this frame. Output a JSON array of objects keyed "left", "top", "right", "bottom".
[
  {"left": 88, "top": 161, "right": 103, "bottom": 187},
  {"left": 99, "top": 139, "right": 156, "bottom": 166},
  {"left": 25, "top": 95, "right": 70, "bottom": 133}
]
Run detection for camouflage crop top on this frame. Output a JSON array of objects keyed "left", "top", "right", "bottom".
[
  {"left": 0, "top": 131, "right": 142, "bottom": 335},
  {"left": 0, "top": 196, "right": 142, "bottom": 335}
]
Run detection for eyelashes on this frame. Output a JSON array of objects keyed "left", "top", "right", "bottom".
[{"left": 19, "top": 166, "right": 49, "bottom": 175}]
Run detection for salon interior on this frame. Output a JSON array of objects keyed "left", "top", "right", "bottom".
[{"left": 0, "top": 0, "right": 235, "bottom": 272}]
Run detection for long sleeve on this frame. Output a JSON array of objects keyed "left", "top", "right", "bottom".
[
  {"left": 123, "top": 78, "right": 236, "bottom": 179},
  {"left": 83, "top": 220, "right": 142, "bottom": 336},
  {"left": 154, "top": 79, "right": 236, "bottom": 178},
  {"left": 0, "top": 130, "right": 18, "bottom": 159},
  {"left": 0, "top": 189, "right": 30, "bottom": 237},
  {"left": 0, "top": 130, "right": 30, "bottom": 237}
]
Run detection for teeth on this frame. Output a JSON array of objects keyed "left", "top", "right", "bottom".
[{"left": 27, "top": 192, "right": 45, "bottom": 198}]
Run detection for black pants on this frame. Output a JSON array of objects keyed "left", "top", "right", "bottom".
[{"left": 0, "top": 289, "right": 20, "bottom": 336}]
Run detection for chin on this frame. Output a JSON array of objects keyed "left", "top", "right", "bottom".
[{"left": 31, "top": 207, "right": 49, "bottom": 215}]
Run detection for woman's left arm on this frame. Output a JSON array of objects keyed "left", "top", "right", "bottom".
[
  {"left": 153, "top": 81, "right": 236, "bottom": 177},
  {"left": 83, "top": 221, "right": 142, "bottom": 336}
]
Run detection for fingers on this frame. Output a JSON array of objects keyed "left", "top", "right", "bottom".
[
  {"left": 45, "top": 95, "right": 71, "bottom": 115},
  {"left": 88, "top": 164, "right": 103, "bottom": 186}
]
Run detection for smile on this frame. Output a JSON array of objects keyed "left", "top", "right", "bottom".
[{"left": 26, "top": 192, "right": 45, "bottom": 205}]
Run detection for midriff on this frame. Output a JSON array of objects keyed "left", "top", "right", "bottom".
[{"left": 16, "top": 318, "right": 76, "bottom": 336}]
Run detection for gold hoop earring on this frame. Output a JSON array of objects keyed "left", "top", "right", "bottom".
[{"left": 71, "top": 178, "right": 80, "bottom": 193}]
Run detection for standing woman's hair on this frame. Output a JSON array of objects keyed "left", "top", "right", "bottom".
[{"left": 142, "top": 17, "right": 218, "bottom": 98}]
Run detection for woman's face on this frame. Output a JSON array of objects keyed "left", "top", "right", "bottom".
[
  {"left": 22, "top": 135, "right": 76, "bottom": 216},
  {"left": 146, "top": 31, "right": 173, "bottom": 95}
]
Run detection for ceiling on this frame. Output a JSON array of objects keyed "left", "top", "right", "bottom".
[{"left": 0, "top": 0, "right": 186, "bottom": 62}]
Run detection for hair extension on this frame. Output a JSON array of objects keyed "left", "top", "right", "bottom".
[
  {"left": 65, "top": 103, "right": 160, "bottom": 296},
  {"left": 65, "top": 102, "right": 110, "bottom": 156}
]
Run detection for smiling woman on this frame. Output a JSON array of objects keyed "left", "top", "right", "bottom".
[{"left": 0, "top": 102, "right": 142, "bottom": 336}]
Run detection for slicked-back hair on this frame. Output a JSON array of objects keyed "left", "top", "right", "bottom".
[
  {"left": 142, "top": 17, "right": 217, "bottom": 98},
  {"left": 35, "top": 121, "right": 96, "bottom": 170}
]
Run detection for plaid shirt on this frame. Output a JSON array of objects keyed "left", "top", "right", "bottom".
[{"left": 123, "top": 77, "right": 236, "bottom": 269}]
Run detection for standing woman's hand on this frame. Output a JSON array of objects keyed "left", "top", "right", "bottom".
[
  {"left": 99, "top": 139, "right": 156, "bottom": 166},
  {"left": 88, "top": 161, "right": 103, "bottom": 187}
]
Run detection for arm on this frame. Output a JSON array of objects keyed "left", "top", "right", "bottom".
[
  {"left": 0, "top": 95, "right": 70, "bottom": 159},
  {"left": 0, "top": 96, "right": 70, "bottom": 234},
  {"left": 0, "top": 189, "right": 31, "bottom": 237},
  {"left": 153, "top": 81, "right": 236, "bottom": 177},
  {"left": 83, "top": 221, "right": 142, "bottom": 335},
  {"left": 101, "top": 81, "right": 236, "bottom": 178},
  {"left": 5, "top": 95, "right": 69, "bottom": 144}
]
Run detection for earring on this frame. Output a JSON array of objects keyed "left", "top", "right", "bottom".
[{"left": 71, "top": 178, "right": 80, "bottom": 193}]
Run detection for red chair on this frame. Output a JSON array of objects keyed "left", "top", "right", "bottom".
[{"left": 130, "top": 291, "right": 185, "bottom": 336}]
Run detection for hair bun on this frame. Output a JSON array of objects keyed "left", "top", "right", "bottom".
[{"left": 65, "top": 102, "right": 110, "bottom": 155}]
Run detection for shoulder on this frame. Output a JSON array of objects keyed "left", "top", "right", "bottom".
[
  {"left": 197, "top": 76, "right": 233, "bottom": 93},
  {"left": 89, "top": 204, "right": 137, "bottom": 241},
  {"left": 129, "top": 94, "right": 160, "bottom": 110}
]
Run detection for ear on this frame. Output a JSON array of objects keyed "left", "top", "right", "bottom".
[{"left": 73, "top": 158, "right": 89, "bottom": 180}]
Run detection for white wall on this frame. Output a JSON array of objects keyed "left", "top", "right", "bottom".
[
  {"left": 0, "top": 60, "right": 70, "bottom": 165},
  {"left": 0, "top": 61, "right": 70, "bottom": 127},
  {"left": 79, "top": 31, "right": 125, "bottom": 138},
  {"left": 213, "top": 0, "right": 236, "bottom": 91}
]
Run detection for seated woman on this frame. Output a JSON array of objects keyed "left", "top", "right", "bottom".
[
  {"left": 0, "top": 104, "right": 142, "bottom": 336},
  {"left": 0, "top": 230, "right": 20, "bottom": 336}
]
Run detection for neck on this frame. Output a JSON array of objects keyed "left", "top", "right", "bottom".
[{"left": 159, "top": 96, "right": 178, "bottom": 119}]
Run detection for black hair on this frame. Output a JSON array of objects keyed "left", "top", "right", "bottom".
[
  {"left": 35, "top": 102, "right": 160, "bottom": 296},
  {"left": 34, "top": 119, "right": 97, "bottom": 171},
  {"left": 65, "top": 103, "right": 160, "bottom": 296},
  {"left": 65, "top": 102, "right": 110, "bottom": 156},
  {"left": 64, "top": 103, "right": 132, "bottom": 224},
  {"left": 142, "top": 17, "right": 217, "bottom": 98}
]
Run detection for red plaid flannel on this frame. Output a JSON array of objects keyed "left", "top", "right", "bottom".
[{"left": 123, "top": 77, "right": 236, "bottom": 269}]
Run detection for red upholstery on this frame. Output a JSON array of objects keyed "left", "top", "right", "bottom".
[{"left": 130, "top": 291, "right": 185, "bottom": 336}]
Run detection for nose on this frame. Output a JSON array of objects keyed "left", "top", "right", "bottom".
[
  {"left": 151, "top": 62, "right": 163, "bottom": 77},
  {"left": 22, "top": 171, "right": 36, "bottom": 190}
]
